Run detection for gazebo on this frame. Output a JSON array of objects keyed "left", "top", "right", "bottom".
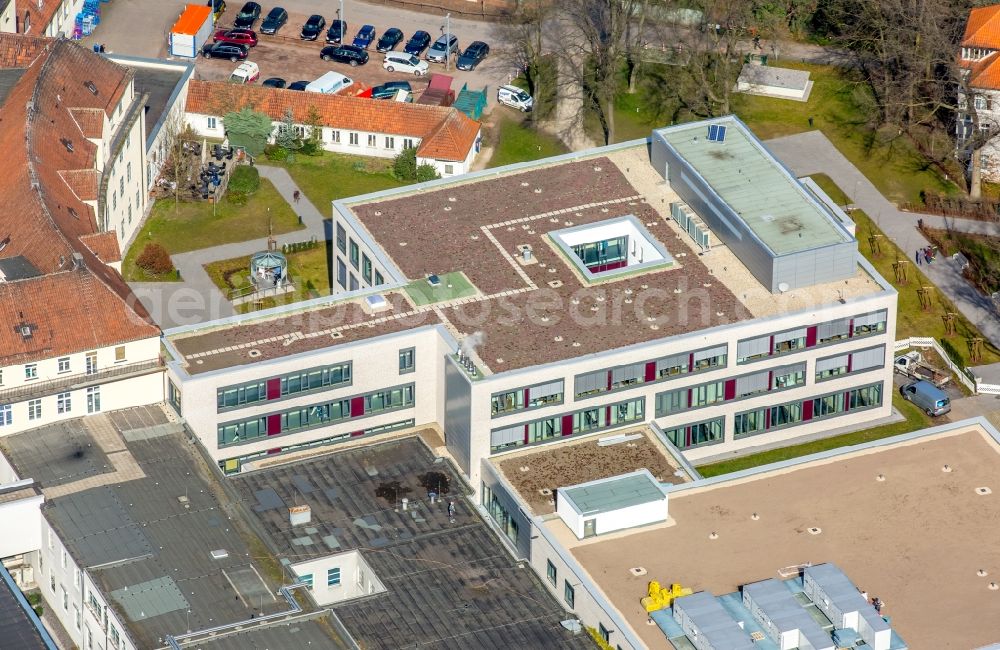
[{"left": 249, "top": 250, "right": 288, "bottom": 289}]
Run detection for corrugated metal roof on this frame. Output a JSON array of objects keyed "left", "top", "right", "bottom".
[
  {"left": 805, "top": 563, "right": 890, "bottom": 633},
  {"left": 744, "top": 579, "right": 833, "bottom": 650},
  {"left": 674, "top": 591, "right": 756, "bottom": 650}
]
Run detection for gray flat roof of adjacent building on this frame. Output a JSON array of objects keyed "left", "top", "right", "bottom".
[
  {"left": 124, "top": 63, "right": 185, "bottom": 142},
  {"left": 232, "top": 437, "right": 592, "bottom": 650},
  {"left": 738, "top": 64, "right": 811, "bottom": 91},
  {"left": 657, "top": 117, "right": 853, "bottom": 256},
  {"left": 674, "top": 591, "right": 756, "bottom": 650},
  {"left": 560, "top": 469, "right": 665, "bottom": 515},
  {"left": 0, "top": 565, "right": 53, "bottom": 650},
  {"left": 805, "top": 563, "right": 889, "bottom": 632},
  {"left": 743, "top": 579, "right": 832, "bottom": 650}
]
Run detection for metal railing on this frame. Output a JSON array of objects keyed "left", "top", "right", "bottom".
[{"left": 0, "top": 358, "right": 163, "bottom": 404}]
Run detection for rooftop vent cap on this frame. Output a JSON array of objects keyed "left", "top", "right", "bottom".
[
  {"left": 84, "top": 80, "right": 98, "bottom": 95},
  {"left": 60, "top": 137, "right": 73, "bottom": 153},
  {"left": 777, "top": 282, "right": 790, "bottom": 293},
  {"left": 210, "top": 549, "right": 229, "bottom": 560}
]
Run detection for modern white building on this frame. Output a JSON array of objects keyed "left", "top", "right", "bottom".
[
  {"left": 162, "top": 116, "right": 896, "bottom": 487},
  {"left": 183, "top": 79, "right": 483, "bottom": 177}
]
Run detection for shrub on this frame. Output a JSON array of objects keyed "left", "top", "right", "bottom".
[
  {"left": 226, "top": 191, "right": 249, "bottom": 206},
  {"left": 135, "top": 243, "right": 174, "bottom": 275},
  {"left": 300, "top": 139, "right": 321, "bottom": 156},
  {"left": 263, "top": 144, "right": 288, "bottom": 161},
  {"left": 228, "top": 165, "right": 260, "bottom": 195},
  {"left": 393, "top": 147, "right": 417, "bottom": 180},
  {"left": 415, "top": 163, "right": 440, "bottom": 182}
]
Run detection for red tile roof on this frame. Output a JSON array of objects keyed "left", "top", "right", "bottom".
[
  {"left": 0, "top": 32, "right": 52, "bottom": 67},
  {"left": 963, "top": 5, "right": 1000, "bottom": 49},
  {"left": 80, "top": 231, "right": 121, "bottom": 263},
  {"left": 0, "top": 268, "right": 157, "bottom": 366},
  {"left": 58, "top": 169, "right": 100, "bottom": 201},
  {"left": 185, "top": 79, "right": 480, "bottom": 162},
  {"left": 69, "top": 108, "right": 105, "bottom": 138}
]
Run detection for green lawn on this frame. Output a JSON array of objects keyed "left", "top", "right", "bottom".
[
  {"left": 810, "top": 174, "right": 1000, "bottom": 366},
  {"left": 268, "top": 152, "right": 406, "bottom": 211},
  {"left": 203, "top": 243, "right": 331, "bottom": 314},
  {"left": 486, "top": 116, "right": 570, "bottom": 169},
  {"left": 123, "top": 178, "right": 301, "bottom": 282},
  {"left": 403, "top": 272, "right": 478, "bottom": 306},
  {"left": 596, "top": 61, "right": 959, "bottom": 206},
  {"left": 696, "top": 393, "right": 932, "bottom": 477}
]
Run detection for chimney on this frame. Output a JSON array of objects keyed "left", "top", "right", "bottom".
[{"left": 71, "top": 252, "right": 84, "bottom": 270}]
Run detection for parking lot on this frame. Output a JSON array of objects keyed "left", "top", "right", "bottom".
[{"left": 86, "top": 0, "right": 519, "bottom": 113}]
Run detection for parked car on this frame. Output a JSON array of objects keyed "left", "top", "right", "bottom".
[
  {"left": 288, "top": 80, "right": 310, "bottom": 90},
  {"left": 320, "top": 44, "right": 369, "bottom": 66},
  {"left": 403, "top": 30, "right": 431, "bottom": 56},
  {"left": 456, "top": 41, "right": 489, "bottom": 70},
  {"left": 894, "top": 351, "right": 951, "bottom": 387},
  {"left": 206, "top": 0, "right": 226, "bottom": 20},
  {"left": 259, "top": 6, "right": 287, "bottom": 34},
  {"left": 497, "top": 84, "right": 533, "bottom": 111},
  {"left": 233, "top": 1, "right": 260, "bottom": 29},
  {"left": 305, "top": 71, "right": 353, "bottom": 94},
  {"left": 383, "top": 52, "right": 427, "bottom": 76},
  {"left": 371, "top": 80, "right": 412, "bottom": 99},
  {"left": 202, "top": 42, "right": 249, "bottom": 61},
  {"left": 301, "top": 15, "right": 326, "bottom": 40},
  {"left": 426, "top": 34, "right": 458, "bottom": 63},
  {"left": 376, "top": 27, "right": 404, "bottom": 53},
  {"left": 229, "top": 61, "right": 260, "bottom": 84},
  {"left": 352, "top": 24, "right": 376, "bottom": 49},
  {"left": 326, "top": 19, "right": 347, "bottom": 43},
  {"left": 214, "top": 28, "right": 257, "bottom": 47},
  {"left": 262, "top": 77, "right": 287, "bottom": 88},
  {"left": 900, "top": 380, "right": 952, "bottom": 416}
]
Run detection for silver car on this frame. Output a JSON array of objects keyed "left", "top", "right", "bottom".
[{"left": 426, "top": 34, "right": 458, "bottom": 63}]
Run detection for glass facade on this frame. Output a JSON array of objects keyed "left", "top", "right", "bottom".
[
  {"left": 489, "top": 397, "right": 645, "bottom": 452},
  {"left": 662, "top": 417, "right": 724, "bottom": 450},
  {"left": 574, "top": 345, "right": 728, "bottom": 400},
  {"left": 491, "top": 380, "right": 564, "bottom": 416},
  {"left": 216, "top": 363, "right": 352, "bottom": 411},
  {"left": 734, "top": 382, "right": 883, "bottom": 439},
  {"left": 572, "top": 235, "right": 627, "bottom": 270},
  {"left": 482, "top": 483, "right": 519, "bottom": 545},
  {"left": 737, "top": 311, "right": 888, "bottom": 364}
]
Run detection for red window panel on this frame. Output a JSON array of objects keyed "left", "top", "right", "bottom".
[
  {"left": 606, "top": 371, "right": 612, "bottom": 391},
  {"left": 266, "top": 414, "right": 281, "bottom": 436},
  {"left": 764, "top": 407, "right": 771, "bottom": 430},
  {"left": 266, "top": 377, "right": 281, "bottom": 400},
  {"left": 803, "top": 400, "right": 814, "bottom": 421},
  {"left": 350, "top": 396, "right": 365, "bottom": 417},
  {"left": 806, "top": 326, "right": 818, "bottom": 347},
  {"left": 844, "top": 392, "right": 851, "bottom": 411},
  {"left": 723, "top": 380, "right": 736, "bottom": 401},
  {"left": 523, "top": 424, "right": 529, "bottom": 444},
  {"left": 267, "top": 447, "right": 282, "bottom": 455},
  {"left": 848, "top": 319, "right": 855, "bottom": 337},
  {"left": 561, "top": 414, "right": 574, "bottom": 436},
  {"left": 644, "top": 362, "right": 656, "bottom": 382},
  {"left": 523, "top": 388, "right": 530, "bottom": 406},
  {"left": 351, "top": 430, "right": 365, "bottom": 437}
]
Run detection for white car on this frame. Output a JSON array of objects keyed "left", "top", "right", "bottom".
[
  {"left": 229, "top": 61, "right": 260, "bottom": 85},
  {"left": 383, "top": 52, "right": 428, "bottom": 76},
  {"left": 498, "top": 84, "right": 533, "bottom": 112}
]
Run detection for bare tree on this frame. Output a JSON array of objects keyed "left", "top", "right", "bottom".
[
  {"left": 159, "top": 111, "right": 198, "bottom": 208},
  {"left": 493, "top": 0, "right": 554, "bottom": 120}
]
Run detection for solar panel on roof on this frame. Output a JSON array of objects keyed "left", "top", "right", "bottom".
[{"left": 707, "top": 124, "right": 727, "bottom": 142}]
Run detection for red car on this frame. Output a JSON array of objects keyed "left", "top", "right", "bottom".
[{"left": 213, "top": 28, "right": 258, "bottom": 47}]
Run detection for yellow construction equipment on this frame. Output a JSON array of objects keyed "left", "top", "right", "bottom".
[{"left": 641, "top": 580, "right": 693, "bottom": 613}]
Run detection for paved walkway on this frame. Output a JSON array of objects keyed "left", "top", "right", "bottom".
[
  {"left": 130, "top": 165, "right": 329, "bottom": 330},
  {"left": 766, "top": 130, "right": 1000, "bottom": 348}
]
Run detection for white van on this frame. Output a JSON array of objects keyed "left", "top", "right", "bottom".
[
  {"left": 229, "top": 61, "right": 260, "bottom": 85},
  {"left": 305, "top": 71, "right": 354, "bottom": 94},
  {"left": 498, "top": 84, "right": 533, "bottom": 112}
]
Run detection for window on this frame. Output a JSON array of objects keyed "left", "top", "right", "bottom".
[
  {"left": 734, "top": 408, "right": 767, "bottom": 438},
  {"left": 109, "top": 626, "right": 120, "bottom": 648},
  {"left": 336, "top": 222, "right": 347, "bottom": 253},
  {"left": 327, "top": 567, "right": 341, "bottom": 586},
  {"left": 491, "top": 381, "right": 563, "bottom": 416},
  {"left": 611, "top": 363, "right": 645, "bottom": 390},
  {"left": 384, "top": 136, "right": 394, "bottom": 149},
  {"left": 115, "top": 346, "right": 126, "bottom": 362},
  {"left": 168, "top": 380, "right": 182, "bottom": 414},
  {"left": 853, "top": 311, "right": 887, "bottom": 337},
  {"left": 362, "top": 254, "right": 372, "bottom": 284},
  {"left": 0, "top": 369, "right": 3, "bottom": 384},
  {"left": 61, "top": 549, "right": 66, "bottom": 568},
  {"left": 773, "top": 328, "right": 806, "bottom": 354},
  {"left": 482, "top": 483, "right": 519, "bottom": 544},
  {"left": 546, "top": 560, "right": 557, "bottom": 586},
  {"left": 85, "top": 353, "right": 97, "bottom": 375},
  {"left": 367, "top": 134, "right": 376, "bottom": 147},
  {"left": 135, "top": 190, "right": 141, "bottom": 210},
  {"left": 330, "top": 129, "right": 341, "bottom": 143},
  {"left": 58, "top": 357, "right": 70, "bottom": 373},
  {"left": 769, "top": 402, "right": 802, "bottom": 428},
  {"left": 25, "top": 364, "right": 37, "bottom": 380},
  {"left": 350, "top": 274, "right": 359, "bottom": 291},
  {"left": 662, "top": 417, "right": 724, "bottom": 450},
  {"left": 127, "top": 204, "right": 132, "bottom": 224},
  {"left": 119, "top": 177, "right": 124, "bottom": 197},
  {"left": 62, "top": 586, "right": 68, "bottom": 610},
  {"left": 816, "top": 354, "right": 849, "bottom": 380},
  {"left": 690, "top": 381, "right": 724, "bottom": 407},
  {"left": 299, "top": 573, "right": 313, "bottom": 589},
  {"left": 74, "top": 605, "right": 80, "bottom": 630},
  {"left": 817, "top": 318, "right": 850, "bottom": 344},
  {"left": 772, "top": 364, "right": 806, "bottom": 389},
  {"left": 349, "top": 132, "right": 359, "bottom": 146},
  {"left": 812, "top": 393, "right": 844, "bottom": 418},
  {"left": 337, "top": 258, "right": 347, "bottom": 289},
  {"left": 403, "top": 138, "right": 414, "bottom": 149},
  {"left": 654, "top": 388, "right": 687, "bottom": 416},
  {"left": 444, "top": 164, "right": 454, "bottom": 175},
  {"left": 374, "top": 270, "right": 384, "bottom": 286},
  {"left": 57, "top": 392, "right": 71, "bottom": 414},
  {"left": 349, "top": 240, "right": 359, "bottom": 269},
  {"left": 126, "top": 162, "right": 131, "bottom": 182},
  {"left": 207, "top": 117, "right": 217, "bottom": 129},
  {"left": 398, "top": 348, "right": 415, "bottom": 374},
  {"left": 599, "top": 624, "right": 610, "bottom": 643},
  {"left": 564, "top": 581, "right": 575, "bottom": 608},
  {"left": 0, "top": 404, "right": 10, "bottom": 427},
  {"left": 28, "top": 399, "right": 41, "bottom": 421},
  {"left": 737, "top": 335, "right": 771, "bottom": 363},
  {"left": 217, "top": 363, "right": 352, "bottom": 410},
  {"left": 87, "top": 387, "right": 101, "bottom": 413}
]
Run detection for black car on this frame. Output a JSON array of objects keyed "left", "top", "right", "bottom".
[
  {"left": 371, "top": 80, "right": 412, "bottom": 99},
  {"left": 376, "top": 27, "right": 404, "bottom": 53},
  {"left": 262, "top": 77, "right": 287, "bottom": 88},
  {"left": 288, "top": 80, "right": 310, "bottom": 90},
  {"left": 259, "top": 7, "right": 287, "bottom": 34},
  {"left": 300, "top": 14, "right": 326, "bottom": 40},
  {"left": 326, "top": 19, "right": 347, "bottom": 43},
  {"left": 206, "top": 0, "right": 226, "bottom": 19},
  {"left": 320, "top": 44, "right": 368, "bottom": 66},
  {"left": 201, "top": 42, "right": 249, "bottom": 61},
  {"left": 233, "top": 1, "right": 260, "bottom": 29},
  {"left": 403, "top": 30, "right": 430, "bottom": 56},
  {"left": 456, "top": 41, "right": 489, "bottom": 71}
]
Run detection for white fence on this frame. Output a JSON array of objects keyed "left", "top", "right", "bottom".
[{"left": 894, "top": 337, "right": 978, "bottom": 393}]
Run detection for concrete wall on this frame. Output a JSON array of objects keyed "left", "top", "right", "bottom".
[
  {"left": 557, "top": 495, "right": 667, "bottom": 539},
  {"left": 290, "top": 550, "right": 385, "bottom": 606},
  {"left": 0, "top": 481, "right": 42, "bottom": 557}
]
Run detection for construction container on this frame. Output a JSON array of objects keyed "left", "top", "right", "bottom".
[{"left": 169, "top": 4, "right": 213, "bottom": 58}]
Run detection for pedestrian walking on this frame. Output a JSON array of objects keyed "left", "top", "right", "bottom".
[
  {"left": 808, "top": 116, "right": 814, "bottom": 128},
  {"left": 293, "top": 190, "right": 300, "bottom": 203},
  {"left": 916, "top": 249, "right": 922, "bottom": 265},
  {"left": 447, "top": 500, "right": 456, "bottom": 523}
]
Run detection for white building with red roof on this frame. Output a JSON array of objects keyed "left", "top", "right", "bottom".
[{"left": 957, "top": 4, "right": 1000, "bottom": 180}]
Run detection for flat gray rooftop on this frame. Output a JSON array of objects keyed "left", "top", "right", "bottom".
[
  {"left": 675, "top": 591, "right": 755, "bottom": 650},
  {"left": 126, "top": 63, "right": 186, "bottom": 143},
  {"left": 743, "top": 579, "right": 830, "bottom": 649},
  {"left": 0, "top": 566, "right": 50, "bottom": 650},
  {"left": 561, "top": 470, "right": 664, "bottom": 515},
  {"left": 232, "top": 437, "right": 591, "bottom": 650},
  {"left": 738, "top": 64, "right": 811, "bottom": 91},
  {"left": 657, "top": 118, "right": 851, "bottom": 255},
  {"left": 0, "top": 406, "right": 342, "bottom": 649}
]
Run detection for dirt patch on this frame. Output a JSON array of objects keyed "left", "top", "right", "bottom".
[{"left": 496, "top": 427, "right": 685, "bottom": 515}]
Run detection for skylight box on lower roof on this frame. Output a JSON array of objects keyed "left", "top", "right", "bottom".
[{"left": 550, "top": 215, "right": 674, "bottom": 281}]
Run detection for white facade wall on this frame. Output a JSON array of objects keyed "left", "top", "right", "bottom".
[
  {"left": 417, "top": 128, "right": 480, "bottom": 177},
  {"left": 0, "top": 0, "right": 15, "bottom": 33},
  {"left": 0, "top": 481, "right": 43, "bottom": 557},
  {"left": 0, "top": 337, "right": 163, "bottom": 436},
  {"left": 290, "top": 550, "right": 385, "bottom": 606},
  {"left": 44, "top": 0, "right": 85, "bottom": 37},
  {"left": 736, "top": 80, "right": 806, "bottom": 100},
  {"left": 168, "top": 327, "right": 447, "bottom": 466},
  {"left": 101, "top": 91, "right": 148, "bottom": 247},
  {"left": 559, "top": 497, "right": 667, "bottom": 539}
]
